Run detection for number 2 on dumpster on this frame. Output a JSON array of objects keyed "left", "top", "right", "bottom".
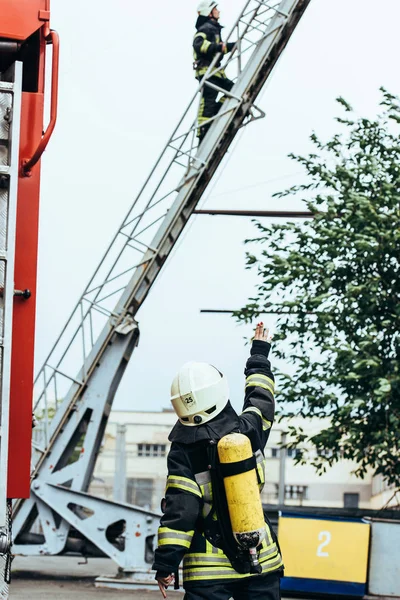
[{"left": 316, "top": 531, "right": 331, "bottom": 557}]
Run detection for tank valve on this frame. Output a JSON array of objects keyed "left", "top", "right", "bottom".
[{"left": 249, "top": 547, "right": 262, "bottom": 574}]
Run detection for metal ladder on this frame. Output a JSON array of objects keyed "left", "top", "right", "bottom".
[
  {"left": 13, "top": 0, "right": 311, "bottom": 580},
  {"left": 0, "top": 62, "right": 22, "bottom": 599}
]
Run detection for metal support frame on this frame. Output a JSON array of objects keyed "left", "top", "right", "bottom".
[
  {"left": 114, "top": 424, "right": 127, "bottom": 504},
  {"left": 0, "top": 61, "right": 23, "bottom": 599},
  {"left": 14, "top": 322, "right": 141, "bottom": 554},
  {"left": 12, "top": 0, "right": 312, "bottom": 584},
  {"left": 30, "top": 483, "right": 159, "bottom": 573}
]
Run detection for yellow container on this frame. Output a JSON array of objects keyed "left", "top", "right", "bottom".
[
  {"left": 279, "top": 516, "right": 370, "bottom": 583},
  {"left": 218, "top": 433, "right": 265, "bottom": 539}
]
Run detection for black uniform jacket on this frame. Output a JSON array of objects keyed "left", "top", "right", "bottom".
[
  {"left": 193, "top": 16, "right": 235, "bottom": 74},
  {"left": 152, "top": 340, "right": 283, "bottom": 586}
]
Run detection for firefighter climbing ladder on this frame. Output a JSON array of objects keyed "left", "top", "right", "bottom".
[
  {"left": 0, "top": 62, "right": 22, "bottom": 598},
  {"left": 12, "top": 0, "right": 311, "bottom": 586}
]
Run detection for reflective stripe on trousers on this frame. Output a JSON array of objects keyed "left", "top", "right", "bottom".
[
  {"left": 196, "top": 74, "right": 234, "bottom": 140},
  {"left": 183, "top": 537, "right": 283, "bottom": 583},
  {"left": 183, "top": 553, "right": 283, "bottom": 582}
]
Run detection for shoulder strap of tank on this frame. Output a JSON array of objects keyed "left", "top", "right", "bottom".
[{"left": 219, "top": 454, "right": 257, "bottom": 478}]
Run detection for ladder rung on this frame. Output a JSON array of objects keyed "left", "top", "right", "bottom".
[
  {"left": 0, "top": 82, "right": 13, "bottom": 93},
  {"left": 0, "top": 166, "right": 10, "bottom": 176}
]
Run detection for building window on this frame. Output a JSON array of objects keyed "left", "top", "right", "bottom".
[
  {"left": 275, "top": 484, "right": 308, "bottom": 501},
  {"left": 127, "top": 478, "right": 153, "bottom": 507},
  {"left": 137, "top": 443, "right": 167, "bottom": 457},
  {"left": 343, "top": 493, "right": 359, "bottom": 508},
  {"left": 287, "top": 448, "right": 301, "bottom": 459},
  {"left": 286, "top": 485, "right": 308, "bottom": 500},
  {"left": 271, "top": 447, "right": 300, "bottom": 459}
]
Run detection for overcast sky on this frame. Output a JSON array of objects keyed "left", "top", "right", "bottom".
[{"left": 34, "top": 0, "right": 400, "bottom": 415}]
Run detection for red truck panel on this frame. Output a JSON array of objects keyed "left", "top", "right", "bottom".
[
  {"left": 2, "top": 1, "right": 50, "bottom": 498},
  {"left": 0, "top": 0, "right": 48, "bottom": 41},
  {"left": 7, "top": 92, "right": 44, "bottom": 498}
]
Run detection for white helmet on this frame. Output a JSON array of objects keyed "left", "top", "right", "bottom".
[
  {"left": 171, "top": 362, "right": 229, "bottom": 426},
  {"left": 197, "top": 1, "right": 218, "bottom": 17}
]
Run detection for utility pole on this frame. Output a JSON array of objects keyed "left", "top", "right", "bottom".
[
  {"left": 193, "top": 209, "right": 313, "bottom": 218},
  {"left": 278, "top": 431, "right": 287, "bottom": 506},
  {"left": 113, "top": 424, "right": 127, "bottom": 503}
]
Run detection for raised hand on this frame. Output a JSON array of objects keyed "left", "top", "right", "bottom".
[{"left": 253, "top": 322, "right": 273, "bottom": 343}]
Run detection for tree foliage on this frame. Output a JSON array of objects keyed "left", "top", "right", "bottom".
[{"left": 236, "top": 88, "right": 400, "bottom": 487}]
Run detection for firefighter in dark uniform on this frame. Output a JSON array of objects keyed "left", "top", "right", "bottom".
[
  {"left": 194, "top": 2, "right": 236, "bottom": 142},
  {"left": 153, "top": 323, "right": 283, "bottom": 599}
]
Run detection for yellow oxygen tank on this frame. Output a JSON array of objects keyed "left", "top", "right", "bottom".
[{"left": 218, "top": 432, "right": 266, "bottom": 573}]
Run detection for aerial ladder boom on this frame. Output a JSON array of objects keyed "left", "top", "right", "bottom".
[{"left": 12, "top": 0, "right": 311, "bottom": 584}]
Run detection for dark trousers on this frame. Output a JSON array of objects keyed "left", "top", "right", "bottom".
[
  {"left": 184, "top": 571, "right": 281, "bottom": 600},
  {"left": 197, "top": 74, "right": 234, "bottom": 142}
]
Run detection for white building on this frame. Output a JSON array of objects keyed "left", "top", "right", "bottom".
[{"left": 89, "top": 410, "right": 391, "bottom": 512}]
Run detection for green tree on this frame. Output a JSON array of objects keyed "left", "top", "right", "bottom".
[{"left": 236, "top": 89, "right": 400, "bottom": 488}]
